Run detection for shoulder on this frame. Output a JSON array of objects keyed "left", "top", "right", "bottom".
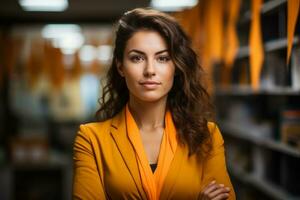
[
  {"left": 80, "top": 120, "right": 112, "bottom": 133},
  {"left": 207, "top": 121, "right": 224, "bottom": 143},
  {"left": 206, "top": 121, "right": 225, "bottom": 155},
  {"left": 75, "top": 108, "right": 125, "bottom": 144},
  {"left": 78, "top": 119, "right": 112, "bottom": 138}
]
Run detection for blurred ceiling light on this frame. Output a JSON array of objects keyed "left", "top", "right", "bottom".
[
  {"left": 97, "top": 45, "right": 113, "bottom": 64},
  {"left": 19, "top": 0, "right": 68, "bottom": 12},
  {"left": 42, "top": 24, "right": 84, "bottom": 55},
  {"left": 150, "top": 0, "right": 198, "bottom": 11}
]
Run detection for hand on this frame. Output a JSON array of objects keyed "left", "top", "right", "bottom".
[{"left": 199, "top": 180, "right": 230, "bottom": 200}]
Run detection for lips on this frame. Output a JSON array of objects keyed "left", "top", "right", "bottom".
[
  {"left": 139, "top": 80, "right": 161, "bottom": 89},
  {"left": 140, "top": 81, "right": 160, "bottom": 85}
]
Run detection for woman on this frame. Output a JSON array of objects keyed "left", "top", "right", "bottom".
[{"left": 73, "top": 8, "right": 236, "bottom": 200}]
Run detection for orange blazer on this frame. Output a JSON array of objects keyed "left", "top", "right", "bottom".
[{"left": 72, "top": 108, "right": 236, "bottom": 200}]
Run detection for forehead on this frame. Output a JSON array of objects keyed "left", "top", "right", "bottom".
[{"left": 125, "top": 30, "right": 168, "bottom": 53}]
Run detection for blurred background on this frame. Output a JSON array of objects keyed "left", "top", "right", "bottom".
[{"left": 0, "top": 0, "right": 300, "bottom": 199}]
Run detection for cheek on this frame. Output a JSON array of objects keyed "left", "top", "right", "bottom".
[
  {"left": 123, "top": 73, "right": 137, "bottom": 90},
  {"left": 162, "top": 65, "right": 175, "bottom": 90},
  {"left": 165, "top": 76, "right": 175, "bottom": 91},
  {"left": 165, "top": 64, "right": 175, "bottom": 81},
  {"left": 122, "top": 66, "right": 142, "bottom": 88}
]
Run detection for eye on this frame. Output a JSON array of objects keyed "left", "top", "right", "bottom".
[
  {"left": 157, "top": 55, "right": 171, "bottom": 63},
  {"left": 130, "top": 55, "right": 144, "bottom": 63}
]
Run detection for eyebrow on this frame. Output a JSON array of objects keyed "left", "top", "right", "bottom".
[{"left": 128, "top": 49, "right": 169, "bottom": 55}]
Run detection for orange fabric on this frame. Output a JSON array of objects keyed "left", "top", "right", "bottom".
[
  {"left": 249, "top": 0, "right": 264, "bottom": 90},
  {"left": 125, "top": 104, "right": 177, "bottom": 200},
  {"left": 173, "top": 3, "right": 213, "bottom": 93},
  {"left": 72, "top": 107, "right": 236, "bottom": 199},
  {"left": 287, "top": 0, "right": 300, "bottom": 64},
  {"left": 206, "top": 0, "right": 224, "bottom": 62},
  {"left": 201, "top": 0, "right": 225, "bottom": 94},
  {"left": 224, "top": 0, "right": 241, "bottom": 68}
]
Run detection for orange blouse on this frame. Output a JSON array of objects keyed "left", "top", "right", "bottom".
[{"left": 72, "top": 107, "right": 236, "bottom": 199}]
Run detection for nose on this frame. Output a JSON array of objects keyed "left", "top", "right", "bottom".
[{"left": 143, "top": 59, "right": 156, "bottom": 77}]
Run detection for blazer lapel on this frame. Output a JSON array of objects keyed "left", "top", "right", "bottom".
[{"left": 110, "top": 108, "right": 148, "bottom": 199}]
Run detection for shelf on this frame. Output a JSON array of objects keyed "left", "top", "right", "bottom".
[
  {"left": 236, "top": 46, "right": 249, "bottom": 59},
  {"left": 219, "top": 121, "right": 300, "bottom": 158},
  {"left": 228, "top": 165, "right": 299, "bottom": 200},
  {"left": 240, "top": 0, "right": 287, "bottom": 24},
  {"left": 236, "top": 37, "right": 299, "bottom": 59},
  {"left": 264, "top": 37, "right": 298, "bottom": 52},
  {"left": 215, "top": 86, "right": 300, "bottom": 96},
  {"left": 9, "top": 151, "right": 71, "bottom": 170}
]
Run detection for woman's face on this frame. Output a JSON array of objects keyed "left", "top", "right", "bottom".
[{"left": 117, "top": 30, "right": 175, "bottom": 103}]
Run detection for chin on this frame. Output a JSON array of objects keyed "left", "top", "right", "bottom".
[{"left": 132, "top": 92, "right": 168, "bottom": 103}]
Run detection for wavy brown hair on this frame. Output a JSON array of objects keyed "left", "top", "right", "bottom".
[{"left": 96, "top": 7, "right": 215, "bottom": 157}]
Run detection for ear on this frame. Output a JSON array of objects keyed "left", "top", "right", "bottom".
[{"left": 116, "top": 60, "right": 125, "bottom": 77}]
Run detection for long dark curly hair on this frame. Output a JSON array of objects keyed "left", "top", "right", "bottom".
[{"left": 96, "top": 7, "right": 214, "bottom": 157}]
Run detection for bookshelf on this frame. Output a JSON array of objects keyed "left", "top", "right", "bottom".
[
  {"left": 240, "top": 0, "right": 287, "bottom": 24},
  {"left": 215, "top": 93, "right": 300, "bottom": 199},
  {"left": 216, "top": 86, "right": 300, "bottom": 96},
  {"left": 228, "top": 164, "right": 299, "bottom": 200},
  {"left": 220, "top": 121, "right": 300, "bottom": 158},
  {"left": 236, "top": 37, "right": 299, "bottom": 59},
  {"left": 0, "top": 151, "right": 72, "bottom": 200},
  {"left": 213, "top": 0, "right": 300, "bottom": 199}
]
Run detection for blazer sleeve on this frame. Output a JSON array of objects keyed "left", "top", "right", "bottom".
[
  {"left": 72, "top": 124, "right": 106, "bottom": 200},
  {"left": 201, "top": 123, "right": 236, "bottom": 200}
]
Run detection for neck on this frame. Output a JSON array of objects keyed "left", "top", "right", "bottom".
[{"left": 128, "top": 95, "right": 167, "bottom": 131}]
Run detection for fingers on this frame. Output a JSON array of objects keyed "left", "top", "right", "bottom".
[
  {"left": 200, "top": 181, "right": 230, "bottom": 200},
  {"left": 210, "top": 185, "right": 230, "bottom": 200},
  {"left": 212, "top": 192, "right": 229, "bottom": 200},
  {"left": 204, "top": 181, "right": 220, "bottom": 194}
]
